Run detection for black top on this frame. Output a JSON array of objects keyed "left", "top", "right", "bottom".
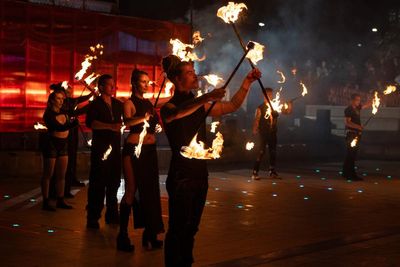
[
  {"left": 344, "top": 105, "right": 361, "bottom": 131},
  {"left": 257, "top": 103, "right": 278, "bottom": 133},
  {"left": 161, "top": 91, "right": 208, "bottom": 180},
  {"left": 128, "top": 95, "right": 159, "bottom": 134},
  {"left": 43, "top": 108, "right": 78, "bottom": 133},
  {"left": 86, "top": 97, "right": 123, "bottom": 153}
]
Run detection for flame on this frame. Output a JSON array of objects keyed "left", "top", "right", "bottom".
[
  {"left": 61, "top": 81, "right": 69, "bottom": 89},
  {"left": 383, "top": 85, "right": 396, "bottom": 95},
  {"left": 204, "top": 74, "right": 224, "bottom": 87},
  {"left": 134, "top": 120, "right": 150, "bottom": 158},
  {"left": 217, "top": 2, "right": 248, "bottom": 24},
  {"left": 180, "top": 132, "right": 224, "bottom": 160},
  {"left": 89, "top": 87, "right": 98, "bottom": 101},
  {"left": 170, "top": 39, "right": 204, "bottom": 62},
  {"left": 155, "top": 124, "right": 163, "bottom": 133},
  {"left": 164, "top": 81, "right": 174, "bottom": 97},
  {"left": 84, "top": 73, "right": 99, "bottom": 85},
  {"left": 277, "top": 70, "right": 286, "bottom": 84},
  {"left": 264, "top": 91, "right": 284, "bottom": 119},
  {"left": 300, "top": 81, "right": 308, "bottom": 97},
  {"left": 246, "top": 41, "right": 265, "bottom": 65},
  {"left": 197, "top": 90, "right": 203, "bottom": 97},
  {"left": 372, "top": 91, "right": 380, "bottom": 115},
  {"left": 75, "top": 43, "right": 104, "bottom": 81},
  {"left": 350, "top": 136, "right": 358, "bottom": 148},
  {"left": 210, "top": 121, "right": 220, "bottom": 133},
  {"left": 102, "top": 145, "right": 113, "bottom": 161},
  {"left": 120, "top": 125, "right": 126, "bottom": 134},
  {"left": 87, "top": 139, "right": 92, "bottom": 147},
  {"left": 34, "top": 122, "right": 47, "bottom": 130},
  {"left": 283, "top": 103, "right": 289, "bottom": 110},
  {"left": 245, "top": 142, "right": 254, "bottom": 150}
]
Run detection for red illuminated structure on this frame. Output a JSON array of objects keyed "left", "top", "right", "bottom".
[{"left": 0, "top": 0, "right": 190, "bottom": 132}]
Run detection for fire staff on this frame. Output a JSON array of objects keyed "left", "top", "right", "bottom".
[
  {"left": 160, "top": 55, "right": 261, "bottom": 267},
  {"left": 116, "top": 69, "right": 164, "bottom": 252},
  {"left": 85, "top": 74, "right": 123, "bottom": 229}
]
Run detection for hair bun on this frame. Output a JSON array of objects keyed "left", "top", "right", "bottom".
[{"left": 49, "top": 82, "right": 64, "bottom": 91}]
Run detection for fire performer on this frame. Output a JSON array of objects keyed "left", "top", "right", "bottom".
[
  {"left": 49, "top": 82, "right": 96, "bottom": 199},
  {"left": 342, "top": 93, "right": 370, "bottom": 181},
  {"left": 116, "top": 69, "right": 164, "bottom": 252},
  {"left": 251, "top": 88, "right": 291, "bottom": 180},
  {"left": 41, "top": 89, "right": 77, "bottom": 211},
  {"left": 85, "top": 74, "right": 123, "bottom": 228},
  {"left": 160, "top": 55, "right": 261, "bottom": 267}
]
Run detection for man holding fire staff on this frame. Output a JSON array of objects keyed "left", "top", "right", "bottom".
[{"left": 160, "top": 54, "right": 261, "bottom": 267}]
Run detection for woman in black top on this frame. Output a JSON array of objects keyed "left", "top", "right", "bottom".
[
  {"left": 117, "top": 69, "right": 164, "bottom": 252},
  {"left": 41, "top": 89, "right": 77, "bottom": 211}
]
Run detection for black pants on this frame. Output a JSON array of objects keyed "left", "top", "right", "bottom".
[
  {"left": 165, "top": 177, "right": 208, "bottom": 267},
  {"left": 253, "top": 130, "right": 277, "bottom": 173},
  {"left": 131, "top": 144, "right": 164, "bottom": 235},
  {"left": 87, "top": 145, "right": 121, "bottom": 222},
  {"left": 342, "top": 132, "right": 360, "bottom": 177}
]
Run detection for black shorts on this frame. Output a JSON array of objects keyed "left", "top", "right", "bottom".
[
  {"left": 122, "top": 142, "right": 135, "bottom": 157},
  {"left": 41, "top": 135, "right": 68, "bottom": 158}
]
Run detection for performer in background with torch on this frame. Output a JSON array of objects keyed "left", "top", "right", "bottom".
[
  {"left": 85, "top": 74, "right": 123, "bottom": 229},
  {"left": 116, "top": 69, "right": 164, "bottom": 252},
  {"left": 160, "top": 55, "right": 261, "bottom": 267},
  {"left": 251, "top": 88, "right": 291, "bottom": 180},
  {"left": 342, "top": 93, "right": 370, "bottom": 181}
]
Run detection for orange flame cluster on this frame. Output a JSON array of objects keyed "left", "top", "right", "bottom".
[
  {"left": 350, "top": 136, "right": 359, "bottom": 148},
  {"left": 300, "top": 82, "right": 308, "bottom": 97},
  {"left": 210, "top": 121, "right": 220, "bottom": 133},
  {"left": 246, "top": 41, "right": 265, "bottom": 65},
  {"left": 245, "top": 142, "right": 255, "bottom": 150},
  {"left": 170, "top": 39, "right": 205, "bottom": 62},
  {"left": 372, "top": 91, "right": 380, "bottom": 115},
  {"left": 203, "top": 74, "right": 224, "bottom": 87},
  {"left": 102, "top": 145, "right": 113, "bottom": 161},
  {"left": 34, "top": 122, "right": 47, "bottom": 130},
  {"left": 383, "top": 85, "right": 396, "bottom": 95},
  {"left": 277, "top": 70, "right": 286, "bottom": 84},
  {"left": 134, "top": 120, "right": 150, "bottom": 158},
  {"left": 75, "top": 44, "right": 104, "bottom": 81},
  {"left": 217, "top": 2, "right": 248, "bottom": 24},
  {"left": 180, "top": 132, "right": 224, "bottom": 160},
  {"left": 264, "top": 90, "right": 284, "bottom": 119}
]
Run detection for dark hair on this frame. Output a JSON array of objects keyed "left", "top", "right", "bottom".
[
  {"left": 49, "top": 82, "right": 66, "bottom": 93},
  {"left": 98, "top": 74, "right": 113, "bottom": 88},
  {"left": 162, "top": 55, "right": 192, "bottom": 81},
  {"left": 131, "top": 69, "right": 148, "bottom": 91},
  {"left": 351, "top": 93, "right": 361, "bottom": 100},
  {"left": 265, "top": 88, "right": 274, "bottom": 93},
  {"left": 47, "top": 89, "right": 64, "bottom": 110}
]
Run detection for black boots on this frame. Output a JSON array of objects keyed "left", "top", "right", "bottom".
[
  {"left": 42, "top": 198, "right": 56, "bottom": 211},
  {"left": 142, "top": 229, "right": 163, "bottom": 250},
  {"left": 117, "top": 203, "right": 134, "bottom": 252}
]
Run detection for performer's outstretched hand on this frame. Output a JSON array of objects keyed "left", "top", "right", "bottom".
[{"left": 245, "top": 68, "right": 262, "bottom": 83}]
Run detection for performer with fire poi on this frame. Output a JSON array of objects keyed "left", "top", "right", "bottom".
[
  {"left": 251, "top": 88, "right": 292, "bottom": 180},
  {"left": 160, "top": 54, "right": 261, "bottom": 267},
  {"left": 85, "top": 74, "right": 123, "bottom": 229},
  {"left": 116, "top": 69, "right": 165, "bottom": 252}
]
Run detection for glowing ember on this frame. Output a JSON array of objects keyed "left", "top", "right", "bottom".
[
  {"left": 120, "top": 124, "right": 126, "bottom": 134},
  {"left": 383, "top": 85, "right": 396, "bottom": 95},
  {"left": 155, "top": 124, "right": 163, "bottom": 133},
  {"left": 300, "top": 81, "right": 308, "bottom": 97},
  {"left": 210, "top": 121, "right": 220, "bottom": 133},
  {"left": 203, "top": 74, "right": 224, "bottom": 87},
  {"left": 181, "top": 132, "right": 224, "bottom": 160},
  {"left": 134, "top": 120, "right": 150, "bottom": 158},
  {"left": 197, "top": 90, "right": 203, "bottom": 97},
  {"left": 372, "top": 91, "right": 380, "bottom": 115},
  {"left": 34, "top": 122, "right": 47, "bottom": 130},
  {"left": 246, "top": 142, "right": 255, "bottom": 150},
  {"left": 217, "top": 2, "right": 248, "bottom": 24},
  {"left": 84, "top": 73, "right": 100, "bottom": 86},
  {"left": 61, "top": 81, "right": 69, "bottom": 89},
  {"left": 246, "top": 41, "right": 265, "bottom": 65},
  {"left": 169, "top": 38, "right": 204, "bottom": 62},
  {"left": 350, "top": 136, "right": 359, "bottom": 147},
  {"left": 277, "top": 70, "right": 286, "bottom": 84},
  {"left": 102, "top": 145, "right": 112, "bottom": 161}
]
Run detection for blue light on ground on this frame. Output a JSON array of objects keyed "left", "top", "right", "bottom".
[
  {"left": 339, "top": 171, "right": 343, "bottom": 175},
  {"left": 315, "top": 169, "right": 320, "bottom": 173},
  {"left": 11, "top": 223, "right": 20, "bottom": 227},
  {"left": 296, "top": 175, "right": 301, "bottom": 179},
  {"left": 362, "top": 173, "right": 367, "bottom": 176},
  {"left": 272, "top": 182, "right": 277, "bottom": 185},
  {"left": 214, "top": 187, "right": 220, "bottom": 191},
  {"left": 236, "top": 204, "right": 244, "bottom": 209},
  {"left": 387, "top": 175, "right": 392, "bottom": 179},
  {"left": 47, "top": 229, "right": 55, "bottom": 233},
  {"left": 321, "top": 177, "right": 327, "bottom": 180},
  {"left": 347, "top": 180, "right": 352, "bottom": 183},
  {"left": 3, "top": 195, "right": 11, "bottom": 199}
]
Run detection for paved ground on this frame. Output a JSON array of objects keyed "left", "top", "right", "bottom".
[{"left": 1, "top": 160, "right": 399, "bottom": 267}]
